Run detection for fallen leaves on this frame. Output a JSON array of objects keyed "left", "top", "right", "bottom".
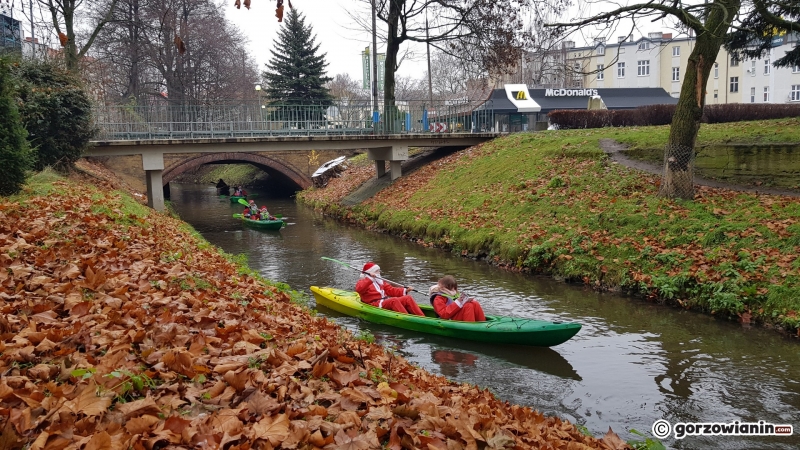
[{"left": 0, "top": 178, "right": 630, "bottom": 449}]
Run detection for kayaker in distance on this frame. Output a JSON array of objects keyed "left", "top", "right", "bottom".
[
  {"left": 233, "top": 186, "right": 247, "bottom": 197},
  {"left": 429, "top": 275, "right": 486, "bottom": 322},
  {"left": 355, "top": 262, "right": 424, "bottom": 316},
  {"left": 244, "top": 200, "right": 260, "bottom": 220},
  {"left": 259, "top": 206, "right": 277, "bottom": 221},
  {"left": 216, "top": 178, "right": 230, "bottom": 196}
]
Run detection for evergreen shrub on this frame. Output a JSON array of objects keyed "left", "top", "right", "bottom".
[
  {"left": 0, "top": 56, "right": 32, "bottom": 195},
  {"left": 13, "top": 60, "right": 95, "bottom": 170}
]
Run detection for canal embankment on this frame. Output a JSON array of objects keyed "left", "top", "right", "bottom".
[
  {"left": 0, "top": 171, "right": 629, "bottom": 449},
  {"left": 298, "top": 118, "right": 800, "bottom": 337}
]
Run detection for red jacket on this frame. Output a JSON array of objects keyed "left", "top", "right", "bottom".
[{"left": 355, "top": 277, "right": 408, "bottom": 304}]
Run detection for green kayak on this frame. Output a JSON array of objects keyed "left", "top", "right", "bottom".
[
  {"left": 230, "top": 195, "right": 247, "bottom": 203},
  {"left": 232, "top": 214, "right": 285, "bottom": 230},
  {"left": 310, "top": 286, "right": 581, "bottom": 347}
]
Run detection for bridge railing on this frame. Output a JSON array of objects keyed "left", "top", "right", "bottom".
[{"left": 92, "top": 99, "right": 496, "bottom": 141}]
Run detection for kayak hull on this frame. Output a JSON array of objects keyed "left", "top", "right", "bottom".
[
  {"left": 310, "top": 286, "right": 581, "bottom": 347},
  {"left": 230, "top": 196, "right": 247, "bottom": 203},
  {"left": 232, "top": 214, "right": 285, "bottom": 230}
]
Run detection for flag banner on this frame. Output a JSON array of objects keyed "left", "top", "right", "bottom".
[
  {"left": 377, "top": 53, "right": 386, "bottom": 91},
  {"left": 362, "top": 47, "right": 371, "bottom": 90}
]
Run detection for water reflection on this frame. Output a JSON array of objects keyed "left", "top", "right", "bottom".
[{"left": 169, "top": 183, "right": 800, "bottom": 450}]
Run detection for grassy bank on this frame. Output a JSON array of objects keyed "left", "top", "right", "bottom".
[
  {"left": 0, "top": 171, "right": 630, "bottom": 449},
  {"left": 298, "top": 118, "right": 800, "bottom": 334}
]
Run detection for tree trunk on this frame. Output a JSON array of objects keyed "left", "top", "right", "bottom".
[
  {"left": 659, "top": 0, "right": 741, "bottom": 199},
  {"left": 383, "top": 0, "right": 402, "bottom": 133}
]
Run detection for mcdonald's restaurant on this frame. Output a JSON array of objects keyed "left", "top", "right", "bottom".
[{"left": 474, "top": 85, "right": 678, "bottom": 132}]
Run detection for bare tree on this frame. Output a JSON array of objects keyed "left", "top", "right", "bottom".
[
  {"left": 542, "top": 0, "right": 740, "bottom": 199},
  {"left": 350, "top": 0, "right": 533, "bottom": 130},
  {"left": 91, "top": 0, "right": 259, "bottom": 104},
  {"left": 41, "top": 0, "right": 119, "bottom": 73}
]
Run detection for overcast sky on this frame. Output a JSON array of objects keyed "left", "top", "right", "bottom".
[{"left": 224, "top": 0, "right": 429, "bottom": 84}]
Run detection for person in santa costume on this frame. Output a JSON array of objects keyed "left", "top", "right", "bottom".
[
  {"left": 428, "top": 275, "right": 486, "bottom": 322},
  {"left": 355, "top": 262, "right": 424, "bottom": 316}
]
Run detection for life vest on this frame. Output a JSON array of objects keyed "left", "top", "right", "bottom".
[{"left": 430, "top": 292, "right": 459, "bottom": 317}]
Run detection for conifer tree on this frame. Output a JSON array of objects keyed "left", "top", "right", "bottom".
[
  {"left": 261, "top": 8, "right": 332, "bottom": 127},
  {"left": 0, "top": 56, "right": 32, "bottom": 196}
]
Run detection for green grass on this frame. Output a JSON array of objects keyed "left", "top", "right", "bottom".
[{"left": 329, "top": 118, "right": 800, "bottom": 331}]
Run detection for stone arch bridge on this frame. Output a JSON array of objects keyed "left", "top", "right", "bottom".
[{"left": 85, "top": 134, "right": 498, "bottom": 211}]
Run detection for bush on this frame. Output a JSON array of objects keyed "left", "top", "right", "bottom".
[
  {"left": 702, "top": 103, "right": 800, "bottom": 123},
  {"left": 13, "top": 60, "right": 95, "bottom": 170},
  {"left": 0, "top": 56, "right": 32, "bottom": 196},
  {"left": 548, "top": 101, "right": 800, "bottom": 130}
]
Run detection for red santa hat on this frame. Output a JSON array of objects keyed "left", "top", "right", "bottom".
[{"left": 362, "top": 262, "right": 380, "bottom": 275}]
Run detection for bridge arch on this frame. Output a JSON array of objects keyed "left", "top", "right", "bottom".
[{"left": 161, "top": 152, "right": 312, "bottom": 189}]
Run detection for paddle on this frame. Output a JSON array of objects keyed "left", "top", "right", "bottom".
[
  {"left": 233, "top": 213, "right": 285, "bottom": 221},
  {"left": 237, "top": 198, "right": 250, "bottom": 207},
  {"left": 321, "top": 257, "right": 418, "bottom": 293}
]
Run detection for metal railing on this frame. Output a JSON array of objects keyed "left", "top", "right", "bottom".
[{"left": 92, "top": 99, "right": 497, "bottom": 141}]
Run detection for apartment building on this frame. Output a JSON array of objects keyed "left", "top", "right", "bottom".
[{"left": 568, "top": 31, "right": 800, "bottom": 106}]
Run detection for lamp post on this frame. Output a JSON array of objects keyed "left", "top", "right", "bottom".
[{"left": 255, "top": 84, "right": 266, "bottom": 127}]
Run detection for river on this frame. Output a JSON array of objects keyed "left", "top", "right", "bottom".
[{"left": 169, "top": 182, "right": 799, "bottom": 449}]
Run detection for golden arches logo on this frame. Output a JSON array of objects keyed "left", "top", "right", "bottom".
[{"left": 515, "top": 90, "right": 527, "bottom": 100}]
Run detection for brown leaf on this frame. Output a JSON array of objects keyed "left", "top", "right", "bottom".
[
  {"left": 58, "top": 32, "right": 68, "bottom": 47},
  {"left": 252, "top": 413, "right": 289, "bottom": 445},
  {"left": 601, "top": 427, "right": 628, "bottom": 450},
  {"left": 244, "top": 0, "right": 250, "bottom": 9},
  {"left": 163, "top": 350, "right": 195, "bottom": 377},
  {"left": 326, "top": 429, "right": 370, "bottom": 450},
  {"left": 0, "top": 420, "right": 24, "bottom": 450},
  {"left": 125, "top": 415, "right": 161, "bottom": 434},
  {"left": 173, "top": 35, "right": 186, "bottom": 54},
  {"left": 116, "top": 397, "right": 161, "bottom": 419},
  {"left": 312, "top": 361, "right": 334, "bottom": 379},
  {"left": 329, "top": 368, "right": 360, "bottom": 387},
  {"left": 234, "top": 0, "right": 240, "bottom": 8},
  {"left": 84, "top": 432, "right": 112, "bottom": 450},
  {"left": 164, "top": 415, "right": 192, "bottom": 434},
  {"left": 276, "top": 4, "right": 284, "bottom": 21},
  {"left": 65, "top": 383, "right": 112, "bottom": 417}
]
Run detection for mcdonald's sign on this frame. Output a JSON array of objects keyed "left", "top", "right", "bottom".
[{"left": 513, "top": 91, "right": 527, "bottom": 100}]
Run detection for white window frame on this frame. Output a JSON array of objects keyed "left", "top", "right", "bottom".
[
  {"left": 764, "top": 59, "right": 771, "bottom": 75},
  {"left": 731, "top": 56, "right": 739, "bottom": 67},
  {"left": 672, "top": 46, "right": 680, "bottom": 56},
  {"left": 597, "top": 46, "right": 605, "bottom": 56},
  {"left": 794, "top": 64, "right": 800, "bottom": 73},
  {"left": 750, "top": 87, "right": 756, "bottom": 103},
  {"left": 638, "top": 41, "right": 650, "bottom": 50},
  {"left": 730, "top": 77, "right": 739, "bottom": 93},
  {"left": 618, "top": 62, "right": 626, "bottom": 78},
  {"left": 672, "top": 67, "right": 680, "bottom": 81},
  {"left": 751, "top": 60, "right": 757, "bottom": 76},
  {"left": 792, "top": 85, "right": 800, "bottom": 101},
  {"left": 597, "top": 64, "right": 604, "bottom": 80},
  {"left": 637, "top": 60, "right": 650, "bottom": 76},
  {"left": 713, "top": 90, "right": 718, "bottom": 99},
  {"left": 714, "top": 63, "right": 719, "bottom": 78},
  {"left": 763, "top": 86, "right": 769, "bottom": 102}
]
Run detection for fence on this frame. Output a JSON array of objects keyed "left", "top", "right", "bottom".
[{"left": 92, "top": 99, "right": 496, "bottom": 141}]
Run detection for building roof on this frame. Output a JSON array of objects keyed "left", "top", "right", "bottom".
[
  {"left": 530, "top": 88, "right": 678, "bottom": 112},
  {"left": 477, "top": 87, "right": 677, "bottom": 114}
]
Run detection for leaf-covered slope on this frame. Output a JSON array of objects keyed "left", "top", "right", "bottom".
[{"left": 0, "top": 177, "right": 629, "bottom": 449}]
